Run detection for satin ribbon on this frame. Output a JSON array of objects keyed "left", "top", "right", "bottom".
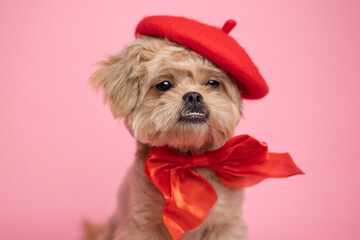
[{"left": 145, "top": 135, "right": 303, "bottom": 240}]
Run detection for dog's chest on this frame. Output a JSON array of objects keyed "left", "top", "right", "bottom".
[{"left": 194, "top": 167, "right": 244, "bottom": 219}]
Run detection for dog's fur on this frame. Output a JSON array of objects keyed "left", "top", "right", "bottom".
[{"left": 88, "top": 36, "right": 247, "bottom": 240}]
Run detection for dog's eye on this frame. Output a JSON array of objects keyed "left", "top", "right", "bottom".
[
  {"left": 206, "top": 80, "right": 220, "bottom": 88},
  {"left": 156, "top": 81, "right": 172, "bottom": 92}
]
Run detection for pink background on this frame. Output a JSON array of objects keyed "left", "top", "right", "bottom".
[{"left": 1, "top": 0, "right": 360, "bottom": 239}]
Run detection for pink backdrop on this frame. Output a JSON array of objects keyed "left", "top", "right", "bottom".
[{"left": 1, "top": 0, "right": 360, "bottom": 239}]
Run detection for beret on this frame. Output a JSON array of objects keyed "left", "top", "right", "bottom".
[{"left": 135, "top": 15, "right": 269, "bottom": 99}]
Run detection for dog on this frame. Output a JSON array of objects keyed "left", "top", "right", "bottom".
[
  {"left": 85, "top": 15, "right": 303, "bottom": 240},
  {"left": 87, "top": 35, "right": 247, "bottom": 240}
]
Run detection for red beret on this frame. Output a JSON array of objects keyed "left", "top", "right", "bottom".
[{"left": 135, "top": 15, "right": 269, "bottom": 99}]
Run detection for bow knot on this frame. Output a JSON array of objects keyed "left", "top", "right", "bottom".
[
  {"left": 145, "top": 135, "right": 303, "bottom": 240},
  {"left": 190, "top": 155, "right": 209, "bottom": 168}
]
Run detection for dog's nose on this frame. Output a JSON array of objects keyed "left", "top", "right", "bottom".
[{"left": 182, "top": 92, "right": 203, "bottom": 106}]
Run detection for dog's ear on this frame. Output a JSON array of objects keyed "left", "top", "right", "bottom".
[{"left": 90, "top": 41, "right": 147, "bottom": 118}]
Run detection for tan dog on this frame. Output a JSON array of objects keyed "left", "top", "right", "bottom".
[{"left": 88, "top": 36, "right": 247, "bottom": 240}]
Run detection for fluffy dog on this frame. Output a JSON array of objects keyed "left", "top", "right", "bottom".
[{"left": 88, "top": 35, "right": 247, "bottom": 240}]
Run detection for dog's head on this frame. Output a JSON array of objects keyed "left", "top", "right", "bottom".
[{"left": 91, "top": 36, "right": 242, "bottom": 152}]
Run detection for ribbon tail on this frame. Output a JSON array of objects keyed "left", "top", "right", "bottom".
[
  {"left": 162, "top": 168, "right": 217, "bottom": 240},
  {"left": 268, "top": 152, "right": 304, "bottom": 177}
]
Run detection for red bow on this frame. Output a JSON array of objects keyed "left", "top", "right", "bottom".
[{"left": 145, "top": 135, "right": 303, "bottom": 240}]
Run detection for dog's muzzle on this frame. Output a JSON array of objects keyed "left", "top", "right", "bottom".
[{"left": 179, "top": 91, "right": 209, "bottom": 123}]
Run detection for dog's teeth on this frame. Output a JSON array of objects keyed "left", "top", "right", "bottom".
[{"left": 185, "top": 112, "right": 205, "bottom": 116}]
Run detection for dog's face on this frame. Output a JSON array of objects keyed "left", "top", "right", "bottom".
[{"left": 91, "top": 36, "right": 242, "bottom": 152}]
